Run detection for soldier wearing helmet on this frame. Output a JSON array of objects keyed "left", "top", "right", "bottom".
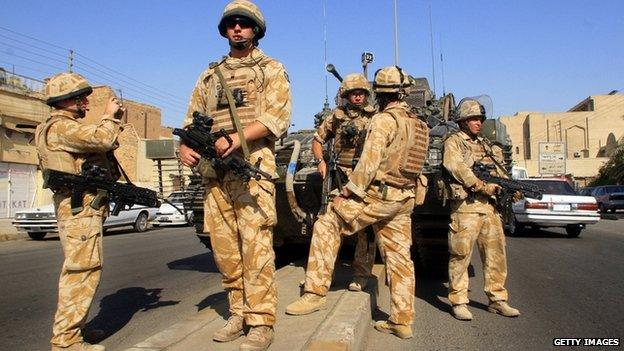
[
  {"left": 443, "top": 98, "right": 520, "bottom": 321},
  {"left": 37, "top": 72, "right": 124, "bottom": 351},
  {"left": 178, "top": 1, "right": 291, "bottom": 349},
  {"left": 311, "top": 73, "right": 376, "bottom": 292},
  {"left": 287, "top": 66, "right": 429, "bottom": 340}
]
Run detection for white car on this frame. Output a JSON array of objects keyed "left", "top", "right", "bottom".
[
  {"left": 12, "top": 203, "right": 158, "bottom": 240},
  {"left": 508, "top": 178, "right": 600, "bottom": 237},
  {"left": 153, "top": 191, "right": 193, "bottom": 227}
]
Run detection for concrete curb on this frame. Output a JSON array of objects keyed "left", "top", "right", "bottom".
[
  {"left": 304, "top": 291, "right": 371, "bottom": 351},
  {"left": 0, "top": 232, "right": 26, "bottom": 242},
  {"left": 124, "top": 262, "right": 376, "bottom": 351}
]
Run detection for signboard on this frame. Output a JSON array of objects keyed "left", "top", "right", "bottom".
[{"left": 538, "top": 142, "right": 566, "bottom": 175}]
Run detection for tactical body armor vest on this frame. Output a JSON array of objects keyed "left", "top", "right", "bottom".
[
  {"left": 444, "top": 132, "right": 504, "bottom": 202},
  {"left": 375, "top": 109, "right": 429, "bottom": 189},
  {"left": 333, "top": 107, "right": 372, "bottom": 169},
  {"left": 208, "top": 62, "right": 262, "bottom": 135},
  {"left": 36, "top": 114, "right": 83, "bottom": 174},
  {"left": 35, "top": 112, "right": 120, "bottom": 181}
]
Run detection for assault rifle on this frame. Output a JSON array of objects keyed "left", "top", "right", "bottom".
[
  {"left": 173, "top": 112, "right": 271, "bottom": 181},
  {"left": 43, "top": 166, "right": 160, "bottom": 216},
  {"left": 472, "top": 163, "right": 544, "bottom": 209},
  {"left": 319, "top": 138, "right": 337, "bottom": 215}
]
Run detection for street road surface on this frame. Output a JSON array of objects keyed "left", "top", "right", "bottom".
[
  {"left": 1, "top": 219, "right": 622, "bottom": 350},
  {"left": 365, "top": 219, "right": 624, "bottom": 350}
]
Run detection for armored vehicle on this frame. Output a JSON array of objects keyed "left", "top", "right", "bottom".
[{"left": 187, "top": 65, "right": 513, "bottom": 276}]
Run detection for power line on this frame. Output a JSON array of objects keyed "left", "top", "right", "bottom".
[
  {"left": 0, "top": 41, "right": 67, "bottom": 66},
  {"left": 0, "top": 26, "right": 187, "bottom": 105},
  {"left": 0, "top": 51, "right": 66, "bottom": 71},
  {"left": 74, "top": 53, "right": 186, "bottom": 102},
  {"left": 72, "top": 64, "right": 186, "bottom": 112},
  {"left": 0, "top": 26, "right": 67, "bottom": 52},
  {"left": 73, "top": 58, "right": 187, "bottom": 104},
  {"left": 0, "top": 33, "right": 67, "bottom": 58}
]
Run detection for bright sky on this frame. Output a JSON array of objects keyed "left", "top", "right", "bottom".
[{"left": 1, "top": 1, "right": 622, "bottom": 130}]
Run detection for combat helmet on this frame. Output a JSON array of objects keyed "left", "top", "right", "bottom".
[
  {"left": 218, "top": 0, "right": 266, "bottom": 40},
  {"left": 456, "top": 99, "right": 486, "bottom": 122},
  {"left": 373, "top": 66, "right": 411, "bottom": 95},
  {"left": 339, "top": 73, "right": 371, "bottom": 98},
  {"left": 44, "top": 72, "right": 93, "bottom": 106}
]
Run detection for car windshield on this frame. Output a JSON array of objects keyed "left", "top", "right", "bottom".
[
  {"left": 605, "top": 186, "right": 624, "bottom": 194},
  {"left": 167, "top": 192, "right": 187, "bottom": 202},
  {"left": 525, "top": 180, "right": 577, "bottom": 195}
]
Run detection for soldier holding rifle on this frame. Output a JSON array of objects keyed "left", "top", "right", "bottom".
[{"left": 36, "top": 72, "right": 124, "bottom": 351}]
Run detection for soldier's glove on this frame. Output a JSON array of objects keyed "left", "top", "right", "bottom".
[
  {"left": 474, "top": 181, "right": 501, "bottom": 197},
  {"left": 512, "top": 191, "right": 524, "bottom": 202}
]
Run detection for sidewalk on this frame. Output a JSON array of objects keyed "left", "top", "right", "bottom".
[
  {"left": 125, "top": 263, "right": 385, "bottom": 351},
  {"left": 0, "top": 218, "right": 25, "bottom": 241}
]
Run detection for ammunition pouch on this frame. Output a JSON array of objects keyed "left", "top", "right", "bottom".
[
  {"left": 414, "top": 174, "right": 428, "bottom": 206},
  {"left": 197, "top": 158, "right": 218, "bottom": 181},
  {"left": 447, "top": 182, "right": 469, "bottom": 201}
]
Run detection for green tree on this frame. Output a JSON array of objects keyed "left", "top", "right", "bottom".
[{"left": 590, "top": 137, "right": 624, "bottom": 185}]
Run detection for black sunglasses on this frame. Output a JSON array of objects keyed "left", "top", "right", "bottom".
[{"left": 225, "top": 17, "right": 254, "bottom": 29}]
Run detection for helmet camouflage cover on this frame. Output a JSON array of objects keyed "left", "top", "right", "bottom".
[
  {"left": 339, "top": 73, "right": 371, "bottom": 98},
  {"left": 44, "top": 72, "right": 93, "bottom": 106},
  {"left": 373, "top": 66, "right": 411, "bottom": 94},
  {"left": 218, "top": 0, "right": 266, "bottom": 40},
  {"left": 456, "top": 98, "right": 486, "bottom": 122}
]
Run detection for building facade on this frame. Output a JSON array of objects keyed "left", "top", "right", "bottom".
[
  {"left": 500, "top": 92, "right": 624, "bottom": 186},
  {"left": 0, "top": 69, "right": 173, "bottom": 218}
]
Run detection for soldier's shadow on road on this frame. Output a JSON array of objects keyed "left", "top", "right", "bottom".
[
  {"left": 415, "top": 264, "right": 478, "bottom": 314},
  {"left": 167, "top": 252, "right": 220, "bottom": 273},
  {"left": 196, "top": 291, "right": 229, "bottom": 319},
  {"left": 84, "top": 287, "right": 180, "bottom": 342}
]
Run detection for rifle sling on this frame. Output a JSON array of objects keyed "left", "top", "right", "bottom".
[{"left": 213, "top": 65, "right": 250, "bottom": 159}]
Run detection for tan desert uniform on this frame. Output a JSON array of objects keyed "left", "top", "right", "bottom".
[
  {"left": 443, "top": 130, "right": 509, "bottom": 306},
  {"left": 36, "top": 109, "right": 122, "bottom": 348},
  {"left": 304, "top": 101, "right": 426, "bottom": 326},
  {"left": 314, "top": 104, "right": 376, "bottom": 278},
  {"left": 184, "top": 47, "right": 291, "bottom": 326}
]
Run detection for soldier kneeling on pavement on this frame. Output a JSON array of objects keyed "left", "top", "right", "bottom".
[
  {"left": 37, "top": 72, "right": 124, "bottom": 351},
  {"left": 443, "top": 98, "right": 520, "bottom": 321},
  {"left": 286, "top": 66, "right": 429, "bottom": 339}
]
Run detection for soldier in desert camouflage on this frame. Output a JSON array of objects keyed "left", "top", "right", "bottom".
[
  {"left": 286, "top": 66, "right": 429, "bottom": 339},
  {"left": 312, "top": 73, "right": 377, "bottom": 292},
  {"left": 443, "top": 98, "right": 520, "bottom": 321},
  {"left": 178, "top": 1, "right": 291, "bottom": 350},
  {"left": 36, "top": 72, "right": 124, "bottom": 351}
]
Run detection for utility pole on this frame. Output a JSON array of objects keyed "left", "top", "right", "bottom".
[
  {"left": 68, "top": 49, "right": 74, "bottom": 73},
  {"left": 393, "top": 0, "right": 400, "bottom": 66},
  {"left": 429, "top": 6, "right": 436, "bottom": 97}
]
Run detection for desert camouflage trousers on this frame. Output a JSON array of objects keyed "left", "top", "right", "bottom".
[
  {"left": 352, "top": 229, "right": 376, "bottom": 277},
  {"left": 304, "top": 196, "right": 415, "bottom": 325},
  {"left": 51, "top": 215, "right": 103, "bottom": 348},
  {"left": 204, "top": 178, "right": 277, "bottom": 326},
  {"left": 447, "top": 211, "right": 509, "bottom": 305}
]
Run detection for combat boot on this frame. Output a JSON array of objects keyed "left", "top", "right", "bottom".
[
  {"left": 348, "top": 276, "right": 369, "bottom": 292},
  {"left": 452, "top": 304, "right": 473, "bottom": 321},
  {"left": 374, "top": 320, "right": 413, "bottom": 339},
  {"left": 239, "top": 326, "right": 274, "bottom": 351},
  {"left": 488, "top": 301, "right": 520, "bottom": 317},
  {"left": 51, "top": 342, "right": 105, "bottom": 351},
  {"left": 213, "top": 315, "right": 244, "bottom": 342},
  {"left": 285, "top": 293, "right": 326, "bottom": 315}
]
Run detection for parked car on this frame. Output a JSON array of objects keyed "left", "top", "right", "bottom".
[
  {"left": 577, "top": 187, "right": 595, "bottom": 197},
  {"left": 507, "top": 178, "right": 600, "bottom": 237},
  {"left": 12, "top": 203, "right": 158, "bottom": 240},
  {"left": 590, "top": 185, "right": 624, "bottom": 213},
  {"left": 153, "top": 191, "right": 193, "bottom": 227}
]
